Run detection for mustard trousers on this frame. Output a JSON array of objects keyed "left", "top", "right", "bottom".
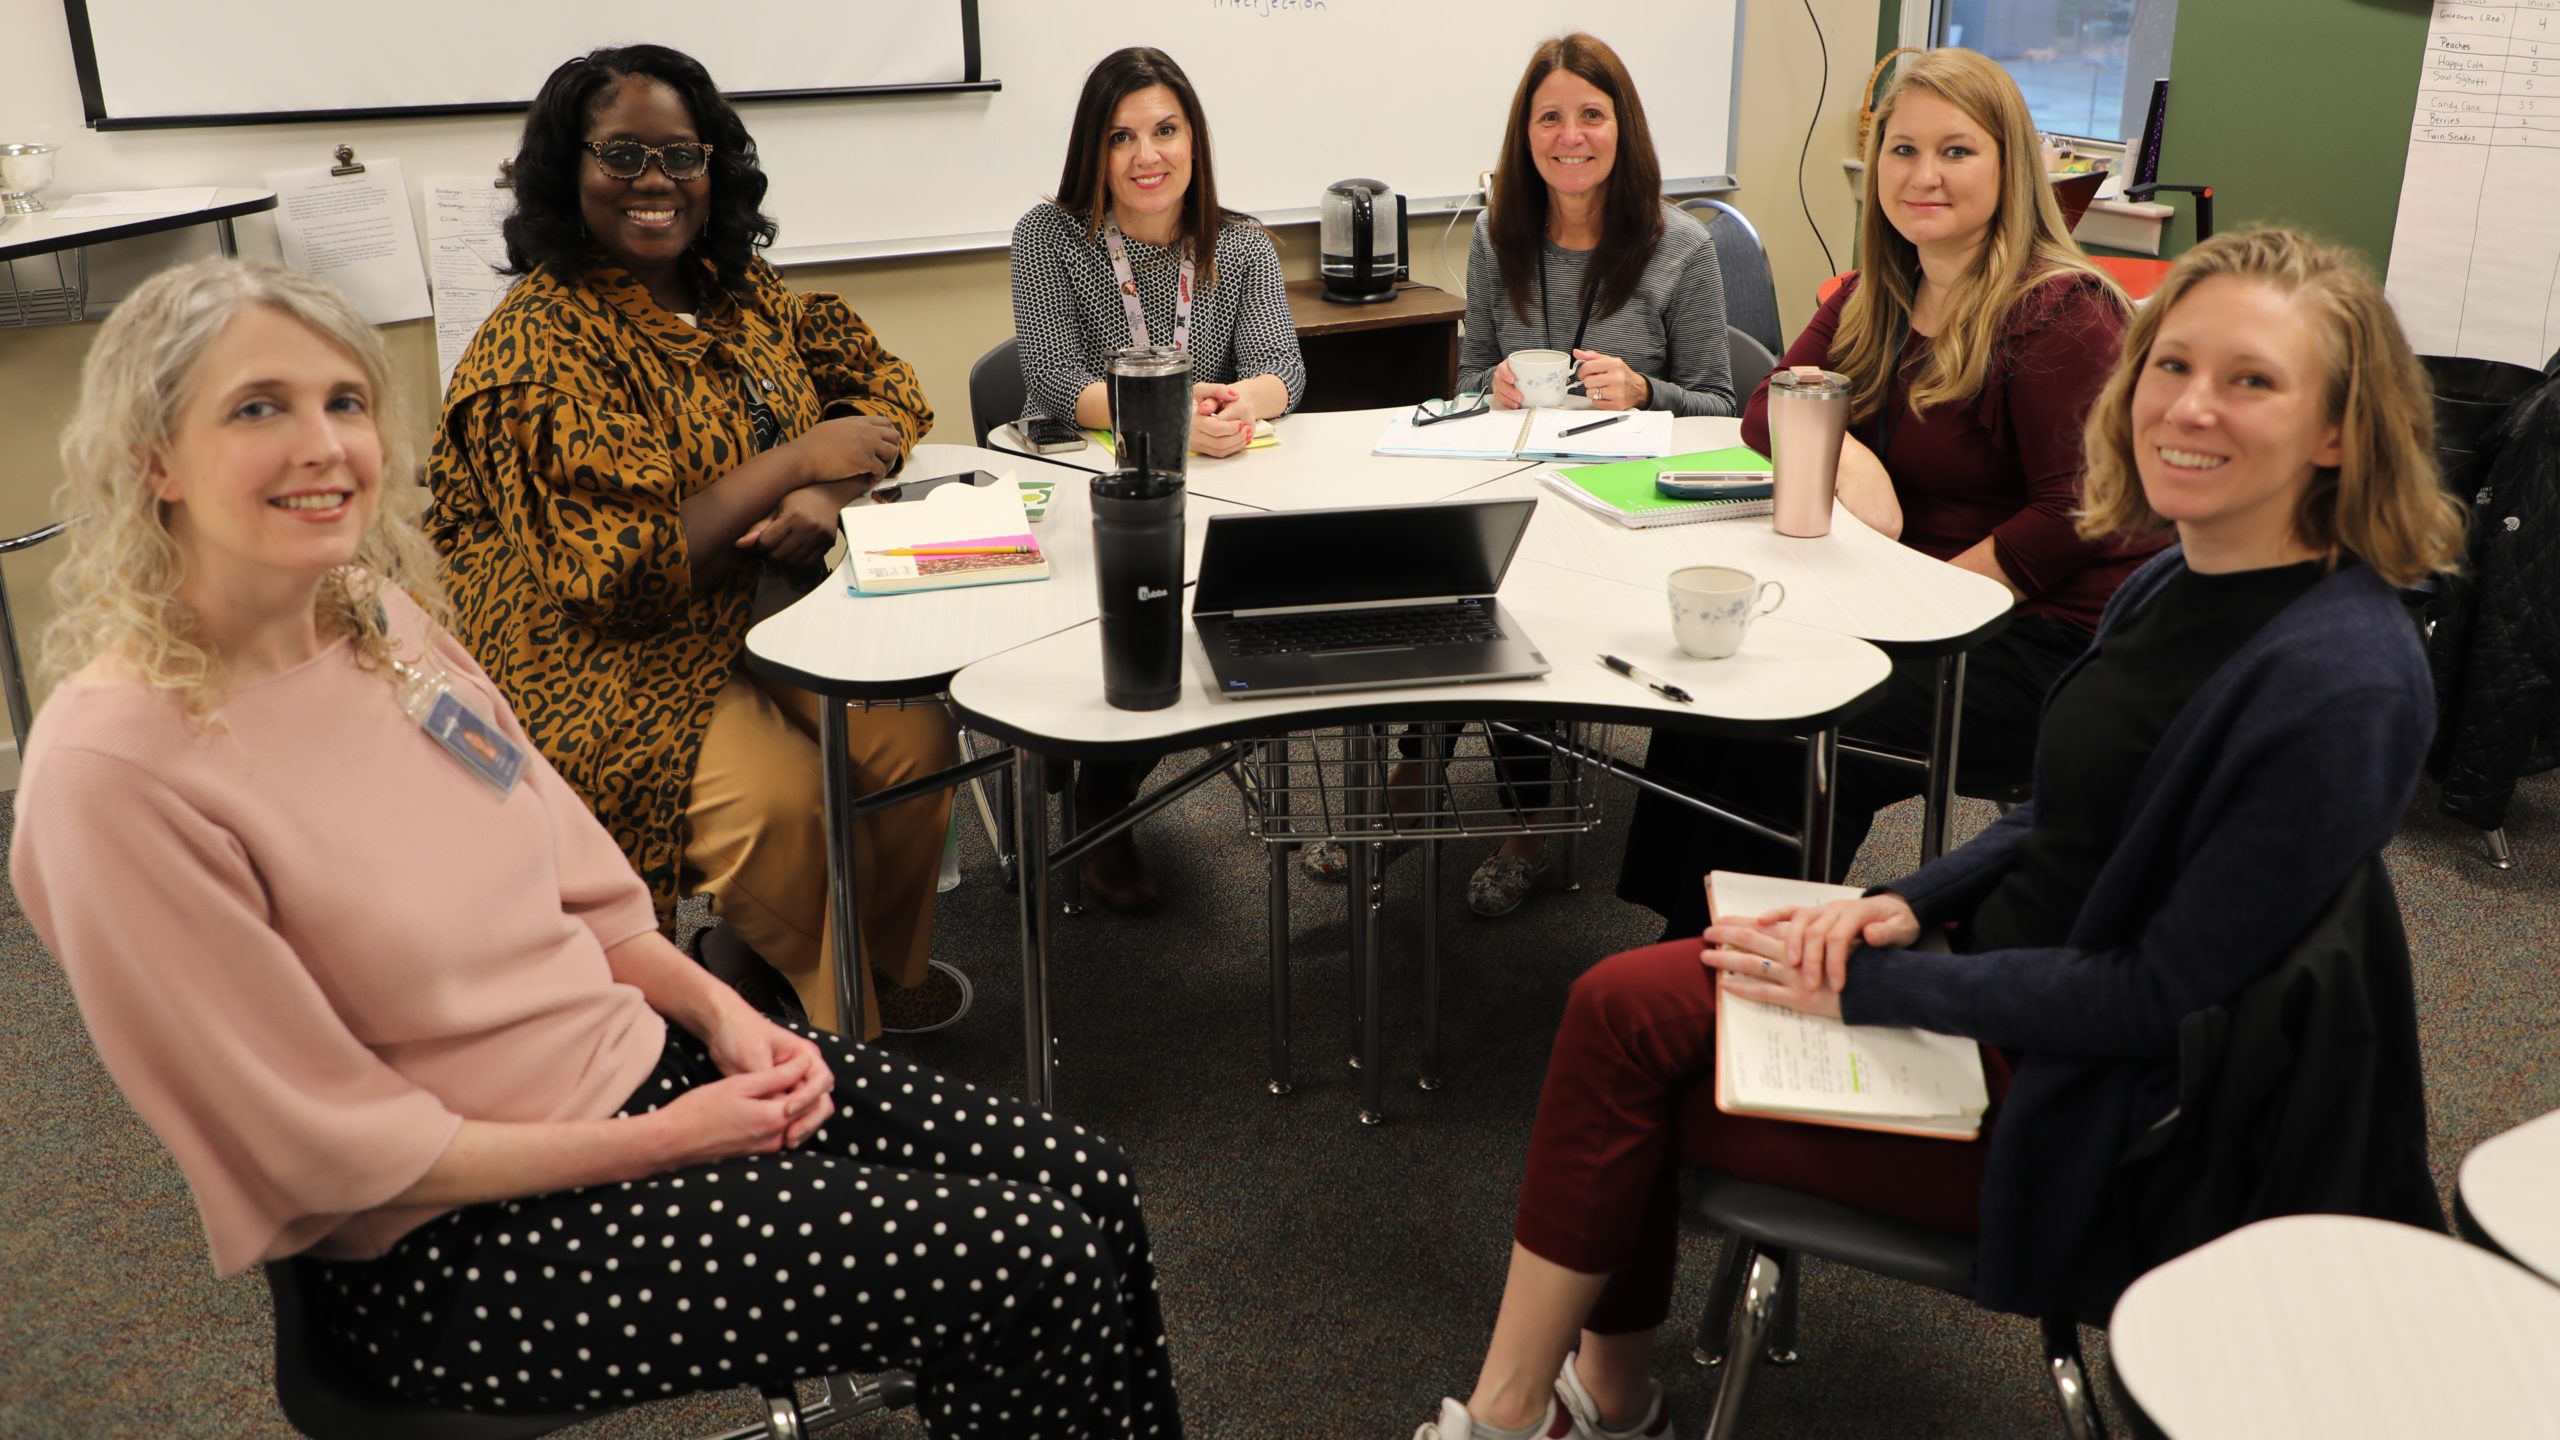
[{"left": 682, "top": 667, "right": 957, "bottom": 1037}]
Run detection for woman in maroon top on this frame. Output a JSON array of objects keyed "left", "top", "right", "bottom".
[{"left": 1617, "top": 48, "right": 2160, "bottom": 943}]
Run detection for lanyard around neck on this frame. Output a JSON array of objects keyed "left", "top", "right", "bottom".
[
  {"left": 1102, "top": 221, "right": 1195, "bottom": 354},
  {"left": 1538, "top": 245, "right": 1598, "bottom": 354}
]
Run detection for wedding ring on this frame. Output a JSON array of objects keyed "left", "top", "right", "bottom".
[{"left": 1759, "top": 957, "right": 1772, "bottom": 975}]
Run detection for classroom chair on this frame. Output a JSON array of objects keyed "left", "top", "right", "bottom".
[
  {"left": 0, "top": 517, "right": 79, "bottom": 747},
  {"left": 1723, "top": 325, "right": 1778, "bottom": 394},
  {"left": 967, "top": 336, "right": 1025, "bottom": 448},
  {"left": 264, "top": 1260, "right": 914, "bottom": 1440},
  {"left": 1684, "top": 1174, "right": 2106, "bottom": 1440},
  {"left": 1686, "top": 855, "right": 2437, "bottom": 1438},
  {"left": 1680, "top": 199, "right": 1783, "bottom": 361}
]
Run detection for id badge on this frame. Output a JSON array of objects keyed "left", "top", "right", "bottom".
[{"left": 394, "top": 656, "right": 525, "bottom": 797}]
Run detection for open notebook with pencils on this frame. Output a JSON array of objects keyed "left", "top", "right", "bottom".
[{"left": 838, "top": 481, "right": 1050, "bottom": 595}]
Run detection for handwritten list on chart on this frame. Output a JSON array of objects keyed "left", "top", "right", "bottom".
[
  {"left": 425, "top": 181, "right": 517, "bottom": 392},
  {"left": 2386, "top": 2, "right": 2560, "bottom": 367}
]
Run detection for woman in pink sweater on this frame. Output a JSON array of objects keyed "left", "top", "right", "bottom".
[{"left": 11, "top": 258, "right": 1183, "bottom": 1438}]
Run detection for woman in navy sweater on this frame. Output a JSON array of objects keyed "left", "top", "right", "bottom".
[{"left": 1410, "top": 231, "right": 2468, "bottom": 1440}]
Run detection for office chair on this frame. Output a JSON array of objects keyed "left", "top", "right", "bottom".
[
  {"left": 1686, "top": 1175, "right": 2105, "bottom": 1440},
  {"left": 1680, "top": 199, "right": 1783, "bottom": 361},
  {"left": 1723, "top": 325, "right": 1778, "bottom": 394},
  {"left": 0, "top": 518, "right": 78, "bottom": 748},
  {"left": 265, "top": 1260, "right": 914, "bottom": 1440},
  {"left": 967, "top": 336, "right": 1026, "bottom": 448}
]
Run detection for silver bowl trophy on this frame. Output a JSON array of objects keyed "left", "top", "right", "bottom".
[{"left": 0, "top": 143, "right": 57, "bottom": 215}]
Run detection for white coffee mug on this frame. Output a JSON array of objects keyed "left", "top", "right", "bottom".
[
  {"left": 1510, "top": 348, "right": 1572, "bottom": 408},
  {"left": 1668, "top": 565, "right": 1786, "bottom": 660}
]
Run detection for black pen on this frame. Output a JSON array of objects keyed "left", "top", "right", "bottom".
[
  {"left": 1560, "top": 413, "right": 1629, "bottom": 437},
  {"left": 1597, "top": 653, "right": 1693, "bottom": 704}
]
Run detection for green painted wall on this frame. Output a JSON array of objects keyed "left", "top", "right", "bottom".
[{"left": 2156, "top": 0, "right": 2433, "bottom": 264}]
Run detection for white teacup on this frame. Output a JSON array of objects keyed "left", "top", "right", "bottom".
[
  {"left": 1669, "top": 565, "right": 1786, "bottom": 660},
  {"left": 1509, "top": 348, "right": 1572, "bottom": 408}
]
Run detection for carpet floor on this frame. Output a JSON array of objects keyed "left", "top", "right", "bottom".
[{"left": 3, "top": 737, "right": 2552, "bottom": 1439}]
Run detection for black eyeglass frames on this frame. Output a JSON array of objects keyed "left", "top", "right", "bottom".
[
  {"left": 1410, "top": 393, "right": 1490, "bottom": 427},
  {"left": 583, "top": 140, "right": 715, "bottom": 182}
]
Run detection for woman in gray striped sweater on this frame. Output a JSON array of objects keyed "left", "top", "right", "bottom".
[
  {"left": 1307, "top": 34, "right": 1742, "bottom": 916},
  {"left": 1457, "top": 33, "right": 1738, "bottom": 419}
]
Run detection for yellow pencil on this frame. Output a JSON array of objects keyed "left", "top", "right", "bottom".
[{"left": 867, "top": 545, "right": 1038, "bottom": 556}]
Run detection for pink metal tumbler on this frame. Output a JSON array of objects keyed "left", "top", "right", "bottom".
[{"left": 1766, "top": 365, "right": 1852, "bottom": 538}]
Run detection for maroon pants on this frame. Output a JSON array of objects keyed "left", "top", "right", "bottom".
[{"left": 1512, "top": 940, "right": 2008, "bottom": 1334}]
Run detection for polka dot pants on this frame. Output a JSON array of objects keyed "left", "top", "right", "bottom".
[{"left": 304, "top": 1025, "right": 1183, "bottom": 1438}]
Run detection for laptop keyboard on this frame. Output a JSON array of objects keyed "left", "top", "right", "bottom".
[{"left": 1222, "top": 602, "right": 1505, "bottom": 657}]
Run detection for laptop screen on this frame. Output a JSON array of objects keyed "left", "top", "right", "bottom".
[{"left": 1191, "top": 499, "right": 1537, "bottom": 614}]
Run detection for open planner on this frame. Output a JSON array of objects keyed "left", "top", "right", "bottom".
[
  {"left": 837, "top": 477, "right": 1049, "bottom": 596},
  {"left": 1372, "top": 405, "right": 1675, "bottom": 463},
  {"left": 1708, "top": 871, "right": 1991, "bottom": 1141}
]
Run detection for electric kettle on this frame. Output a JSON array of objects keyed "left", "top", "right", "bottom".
[{"left": 1319, "top": 178, "right": 1407, "bottom": 304}]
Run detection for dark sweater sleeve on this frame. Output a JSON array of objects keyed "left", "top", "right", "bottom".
[
  {"left": 1739, "top": 274, "right": 1853, "bottom": 454},
  {"left": 1839, "top": 662, "right": 2434, "bottom": 1058},
  {"left": 1982, "top": 279, "right": 2126, "bottom": 597}
]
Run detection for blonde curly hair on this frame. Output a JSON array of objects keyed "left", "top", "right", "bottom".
[{"left": 43, "top": 257, "right": 449, "bottom": 725}]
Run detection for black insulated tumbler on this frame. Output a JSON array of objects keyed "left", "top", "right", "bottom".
[
  {"left": 1092, "top": 346, "right": 1192, "bottom": 710},
  {"left": 1091, "top": 474, "right": 1185, "bottom": 710}
]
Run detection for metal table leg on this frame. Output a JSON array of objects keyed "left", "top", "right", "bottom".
[
  {"left": 1418, "top": 834, "right": 1443, "bottom": 1093},
  {"left": 1015, "top": 749, "right": 1057, "bottom": 1111},
  {"left": 213, "top": 217, "right": 240, "bottom": 258},
  {"left": 1268, "top": 838, "right": 1294, "bottom": 1095},
  {"left": 1798, "top": 728, "right": 1839, "bottom": 882},
  {"left": 820, "top": 697, "right": 870, "bottom": 1042},
  {"left": 1918, "top": 654, "right": 1969, "bottom": 864},
  {"left": 1351, "top": 725, "right": 1388, "bottom": 1125}
]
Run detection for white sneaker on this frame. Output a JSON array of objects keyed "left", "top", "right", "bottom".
[
  {"left": 1413, "top": 1396, "right": 1576, "bottom": 1439},
  {"left": 1555, "top": 1353, "right": 1678, "bottom": 1440}
]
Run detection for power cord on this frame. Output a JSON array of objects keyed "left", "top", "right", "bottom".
[
  {"left": 984, "top": 436, "right": 1107, "bottom": 476},
  {"left": 1436, "top": 186, "right": 1479, "bottom": 293},
  {"left": 1796, "top": 0, "right": 1839, "bottom": 277}
]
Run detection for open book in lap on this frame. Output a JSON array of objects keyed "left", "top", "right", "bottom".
[{"left": 1708, "top": 870, "right": 1990, "bottom": 1141}]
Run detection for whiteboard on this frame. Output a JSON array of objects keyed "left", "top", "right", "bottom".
[
  {"left": 8, "top": 0, "right": 1742, "bottom": 260},
  {"left": 67, "top": 2, "right": 979, "bottom": 125}
]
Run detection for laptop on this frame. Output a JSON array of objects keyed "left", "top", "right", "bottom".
[{"left": 1191, "top": 498, "right": 1551, "bottom": 699}]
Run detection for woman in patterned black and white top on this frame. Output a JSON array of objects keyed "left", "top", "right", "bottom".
[
  {"left": 1008, "top": 47, "right": 1309, "bottom": 910},
  {"left": 1010, "top": 46, "right": 1306, "bottom": 461}
]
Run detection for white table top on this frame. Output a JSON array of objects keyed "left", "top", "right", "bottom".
[
  {"left": 2109, "top": 1214, "right": 2560, "bottom": 1438},
  {"left": 946, "top": 558, "right": 1893, "bottom": 759},
  {"left": 1486, "top": 416, "right": 2016, "bottom": 652},
  {"left": 0, "top": 186, "right": 275, "bottom": 260},
  {"left": 1181, "top": 407, "right": 1538, "bottom": 513},
  {"left": 744, "top": 444, "right": 1248, "bottom": 698},
  {"left": 2461, "top": 1108, "right": 2560, "bottom": 1285}
]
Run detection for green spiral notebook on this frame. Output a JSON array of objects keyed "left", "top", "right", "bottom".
[{"left": 1537, "top": 446, "right": 1776, "bottom": 529}]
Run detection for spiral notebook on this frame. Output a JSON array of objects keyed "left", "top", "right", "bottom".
[
  {"left": 1537, "top": 446, "right": 1776, "bottom": 529},
  {"left": 1708, "top": 871, "right": 1989, "bottom": 1141},
  {"left": 1373, "top": 405, "right": 1675, "bottom": 462}
]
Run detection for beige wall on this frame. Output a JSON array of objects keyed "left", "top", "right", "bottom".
[{"left": 0, "top": 0, "right": 1876, "bottom": 743}]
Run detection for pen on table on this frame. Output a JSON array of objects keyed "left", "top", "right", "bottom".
[
  {"left": 1597, "top": 653, "right": 1693, "bottom": 704},
  {"left": 866, "top": 545, "right": 1037, "bottom": 556},
  {"left": 1560, "top": 413, "right": 1629, "bottom": 437}
]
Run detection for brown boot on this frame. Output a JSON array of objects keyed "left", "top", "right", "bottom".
[{"left": 1078, "top": 831, "right": 1161, "bottom": 914}]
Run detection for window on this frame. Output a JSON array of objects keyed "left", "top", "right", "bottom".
[{"left": 1935, "top": 0, "right": 2181, "bottom": 144}]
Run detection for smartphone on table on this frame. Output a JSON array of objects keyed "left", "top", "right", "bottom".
[
  {"left": 1023, "top": 416, "right": 1087, "bottom": 454},
  {"left": 1654, "top": 472, "right": 1775, "bottom": 501}
]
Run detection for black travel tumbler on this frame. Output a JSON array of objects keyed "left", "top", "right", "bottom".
[
  {"left": 1091, "top": 472, "right": 1186, "bottom": 710},
  {"left": 1109, "top": 345, "right": 1192, "bottom": 483}
]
